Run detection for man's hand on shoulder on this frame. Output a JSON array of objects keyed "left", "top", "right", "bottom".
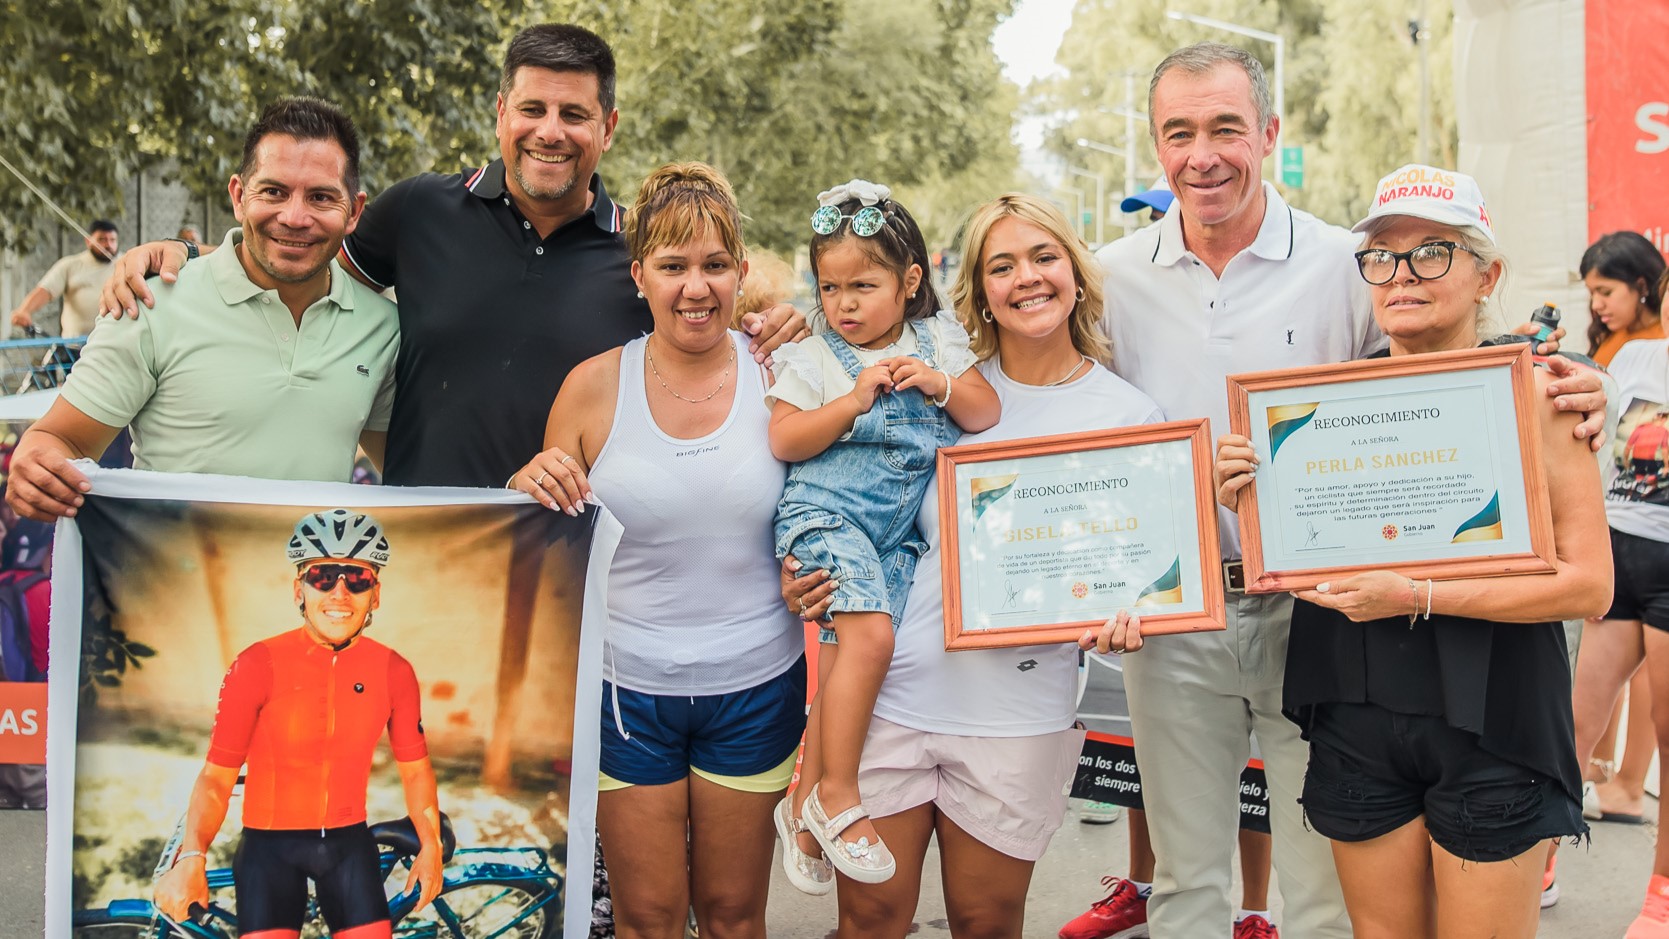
[
  {"left": 100, "top": 239, "right": 197, "bottom": 320},
  {"left": 740, "top": 302, "right": 808, "bottom": 368}
]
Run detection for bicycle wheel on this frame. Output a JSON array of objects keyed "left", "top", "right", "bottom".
[{"left": 398, "top": 879, "right": 560, "bottom": 939}]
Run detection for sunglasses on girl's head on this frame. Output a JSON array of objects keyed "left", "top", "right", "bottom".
[
  {"left": 300, "top": 563, "right": 379, "bottom": 594},
  {"left": 811, "top": 204, "right": 886, "bottom": 237}
]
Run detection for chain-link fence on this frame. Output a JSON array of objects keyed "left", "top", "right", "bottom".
[{"left": 0, "top": 163, "right": 237, "bottom": 339}]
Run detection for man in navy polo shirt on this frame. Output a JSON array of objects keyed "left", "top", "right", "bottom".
[{"left": 102, "top": 24, "right": 802, "bottom": 487}]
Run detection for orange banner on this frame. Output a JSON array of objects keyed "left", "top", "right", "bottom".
[
  {"left": 0, "top": 682, "right": 46, "bottom": 764},
  {"left": 1587, "top": 0, "right": 1669, "bottom": 247}
]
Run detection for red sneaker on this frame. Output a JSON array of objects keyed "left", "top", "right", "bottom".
[
  {"left": 1626, "top": 874, "right": 1669, "bottom": 938},
  {"left": 1234, "top": 913, "right": 1279, "bottom": 939},
  {"left": 1058, "top": 876, "right": 1149, "bottom": 939}
]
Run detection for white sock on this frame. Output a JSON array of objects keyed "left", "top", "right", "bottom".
[
  {"left": 1131, "top": 880, "right": 1153, "bottom": 898},
  {"left": 1236, "top": 909, "right": 1269, "bottom": 923}
]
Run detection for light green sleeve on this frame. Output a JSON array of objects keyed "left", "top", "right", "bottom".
[{"left": 58, "top": 312, "right": 158, "bottom": 428}]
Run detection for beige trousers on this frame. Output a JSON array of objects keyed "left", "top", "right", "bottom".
[{"left": 1121, "top": 590, "right": 1350, "bottom": 939}]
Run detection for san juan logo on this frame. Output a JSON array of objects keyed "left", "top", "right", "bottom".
[
  {"left": 1071, "top": 582, "right": 1089, "bottom": 599},
  {"left": 970, "top": 473, "right": 1020, "bottom": 521},
  {"left": 1382, "top": 524, "right": 1399, "bottom": 541},
  {"left": 1266, "top": 403, "right": 1320, "bottom": 459}
]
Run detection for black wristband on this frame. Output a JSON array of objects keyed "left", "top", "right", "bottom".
[{"left": 168, "top": 238, "right": 199, "bottom": 261}]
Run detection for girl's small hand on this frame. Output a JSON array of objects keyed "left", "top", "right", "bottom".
[
  {"left": 1079, "top": 609, "right": 1144, "bottom": 655},
  {"left": 511, "top": 448, "right": 592, "bottom": 516},
  {"left": 1292, "top": 571, "right": 1419, "bottom": 622},
  {"left": 1214, "top": 433, "right": 1258, "bottom": 511},
  {"left": 885, "top": 357, "right": 947, "bottom": 401},
  {"left": 849, "top": 364, "right": 895, "bottom": 413}
]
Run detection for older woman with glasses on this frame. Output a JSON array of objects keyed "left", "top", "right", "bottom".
[{"left": 1214, "top": 165, "right": 1612, "bottom": 939}]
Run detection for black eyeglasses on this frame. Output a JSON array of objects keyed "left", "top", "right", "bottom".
[
  {"left": 1353, "top": 242, "right": 1476, "bottom": 286},
  {"left": 300, "top": 563, "right": 379, "bottom": 594}
]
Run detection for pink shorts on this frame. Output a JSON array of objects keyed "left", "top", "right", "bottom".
[{"left": 856, "top": 717, "right": 1085, "bottom": 861}]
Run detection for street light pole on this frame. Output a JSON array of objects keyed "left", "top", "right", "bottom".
[
  {"left": 1066, "top": 165, "right": 1106, "bottom": 245},
  {"left": 1055, "top": 185, "right": 1086, "bottom": 241},
  {"left": 1166, "top": 10, "right": 1285, "bottom": 157}
]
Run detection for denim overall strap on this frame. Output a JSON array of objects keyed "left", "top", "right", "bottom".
[
  {"left": 907, "top": 318, "right": 939, "bottom": 369},
  {"left": 823, "top": 331, "right": 869, "bottom": 380}
]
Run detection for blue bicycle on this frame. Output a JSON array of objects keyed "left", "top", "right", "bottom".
[{"left": 71, "top": 813, "right": 563, "bottom": 938}]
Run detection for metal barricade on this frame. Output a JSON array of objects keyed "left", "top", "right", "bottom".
[{"left": 0, "top": 335, "right": 86, "bottom": 394}]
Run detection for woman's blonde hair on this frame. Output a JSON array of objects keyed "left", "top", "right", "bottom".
[
  {"left": 624, "top": 162, "right": 746, "bottom": 264},
  {"left": 734, "top": 248, "right": 797, "bottom": 328},
  {"left": 950, "top": 193, "right": 1111, "bottom": 363}
]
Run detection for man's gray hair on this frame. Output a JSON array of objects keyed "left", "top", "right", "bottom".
[{"left": 1148, "top": 42, "right": 1274, "bottom": 138}]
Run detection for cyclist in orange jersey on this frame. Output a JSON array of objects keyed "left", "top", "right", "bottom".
[{"left": 154, "top": 509, "right": 443, "bottom": 938}]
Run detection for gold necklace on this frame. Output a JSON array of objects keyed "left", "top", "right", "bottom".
[{"left": 646, "top": 339, "right": 736, "bottom": 404}]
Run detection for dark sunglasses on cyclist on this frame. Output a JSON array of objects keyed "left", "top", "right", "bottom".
[
  {"left": 1353, "top": 241, "right": 1476, "bottom": 286},
  {"left": 811, "top": 204, "right": 886, "bottom": 237},
  {"left": 300, "top": 563, "right": 379, "bottom": 594}
]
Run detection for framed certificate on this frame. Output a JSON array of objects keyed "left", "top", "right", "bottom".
[
  {"left": 937, "top": 420, "right": 1225, "bottom": 651},
  {"left": 1226, "top": 343, "right": 1556, "bottom": 593}
]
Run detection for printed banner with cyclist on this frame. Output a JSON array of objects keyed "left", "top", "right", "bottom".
[{"left": 45, "top": 466, "right": 615, "bottom": 939}]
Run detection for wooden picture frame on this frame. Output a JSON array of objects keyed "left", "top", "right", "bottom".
[
  {"left": 1226, "top": 343, "right": 1555, "bottom": 593},
  {"left": 937, "top": 419, "right": 1225, "bottom": 651}
]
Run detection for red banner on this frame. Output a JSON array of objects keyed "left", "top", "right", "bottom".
[
  {"left": 0, "top": 682, "right": 46, "bottom": 764},
  {"left": 1588, "top": 0, "right": 1669, "bottom": 248}
]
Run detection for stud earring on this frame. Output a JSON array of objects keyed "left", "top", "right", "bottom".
[{"left": 635, "top": 290, "right": 644, "bottom": 299}]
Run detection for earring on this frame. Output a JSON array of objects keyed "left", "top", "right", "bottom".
[
  {"left": 635, "top": 290, "right": 644, "bottom": 299},
  {"left": 1074, "top": 286, "right": 1086, "bottom": 303},
  {"left": 298, "top": 601, "right": 306, "bottom": 615},
  {"left": 980, "top": 308, "right": 993, "bottom": 323},
  {"left": 364, "top": 612, "right": 374, "bottom": 630},
  {"left": 909, "top": 292, "right": 918, "bottom": 299}
]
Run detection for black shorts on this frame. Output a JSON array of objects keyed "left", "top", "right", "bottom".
[
  {"left": 1607, "top": 528, "right": 1669, "bottom": 630},
  {"left": 1300, "top": 702, "right": 1585, "bottom": 862},
  {"left": 234, "top": 823, "right": 389, "bottom": 934}
]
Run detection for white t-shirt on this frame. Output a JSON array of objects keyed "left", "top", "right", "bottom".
[
  {"left": 1603, "top": 338, "right": 1669, "bottom": 543},
  {"left": 871, "top": 357, "right": 1165, "bottom": 737},
  {"left": 1096, "top": 183, "right": 1384, "bottom": 558},
  {"left": 766, "top": 309, "right": 978, "bottom": 410}
]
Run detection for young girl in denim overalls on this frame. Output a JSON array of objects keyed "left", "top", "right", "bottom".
[{"left": 767, "top": 180, "right": 1001, "bottom": 888}]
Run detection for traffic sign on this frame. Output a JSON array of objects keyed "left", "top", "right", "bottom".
[{"left": 1280, "top": 146, "right": 1304, "bottom": 189}]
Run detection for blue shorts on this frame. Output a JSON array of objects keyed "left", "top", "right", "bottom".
[
  {"left": 775, "top": 511, "right": 924, "bottom": 644},
  {"left": 599, "top": 658, "right": 807, "bottom": 787}
]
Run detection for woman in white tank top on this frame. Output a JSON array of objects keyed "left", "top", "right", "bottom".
[{"left": 512, "top": 163, "right": 807, "bottom": 936}]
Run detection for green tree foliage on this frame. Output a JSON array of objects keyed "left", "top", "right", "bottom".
[
  {"left": 1, "top": 0, "right": 1019, "bottom": 255},
  {"left": 1034, "top": 0, "right": 1454, "bottom": 228},
  {"left": 0, "top": 0, "right": 510, "bottom": 251},
  {"left": 544, "top": 0, "right": 1021, "bottom": 251}
]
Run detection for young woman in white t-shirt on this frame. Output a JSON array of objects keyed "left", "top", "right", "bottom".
[{"left": 785, "top": 193, "right": 1161, "bottom": 936}]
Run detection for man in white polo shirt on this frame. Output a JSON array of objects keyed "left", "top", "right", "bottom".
[
  {"left": 1095, "top": 43, "right": 1606, "bottom": 939},
  {"left": 6, "top": 97, "right": 396, "bottom": 522}
]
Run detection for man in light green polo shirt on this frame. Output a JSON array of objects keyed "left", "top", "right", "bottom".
[{"left": 6, "top": 97, "right": 397, "bottom": 522}]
